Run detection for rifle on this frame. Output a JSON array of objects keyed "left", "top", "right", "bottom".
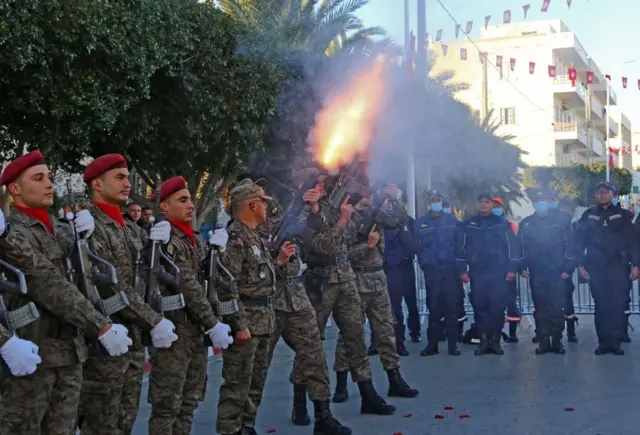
[
  {"left": 65, "top": 180, "right": 129, "bottom": 318},
  {"left": 326, "top": 153, "right": 369, "bottom": 210},
  {"left": 0, "top": 259, "right": 39, "bottom": 332}
]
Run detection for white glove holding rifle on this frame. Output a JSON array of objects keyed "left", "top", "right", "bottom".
[
  {"left": 73, "top": 209, "right": 95, "bottom": 238},
  {"left": 206, "top": 322, "right": 234, "bottom": 350},
  {"left": 0, "top": 335, "right": 42, "bottom": 377},
  {"left": 208, "top": 229, "right": 228, "bottom": 251},
  {"left": 150, "top": 221, "right": 171, "bottom": 244},
  {"left": 98, "top": 324, "right": 133, "bottom": 357}
]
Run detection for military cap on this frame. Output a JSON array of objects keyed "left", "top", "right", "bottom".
[
  {"left": 1, "top": 151, "right": 46, "bottom": 186},
  {"left": 83, "top": 154, "right": 128, "bottom": 182},
  {"left": 229, "top": 178, "right": 272, "bottom": 206},
  {"left": 477, "top": 191, "right": 493, "bottom": 201},
  {"left": 595, "top": 181, "right": 614, "bottom": 192},
  {"left": 151, "top": 176, "right": 188, "bottom": 202},
  {"left": 426, "top": 189, "right": 442, "bottom": 200}
]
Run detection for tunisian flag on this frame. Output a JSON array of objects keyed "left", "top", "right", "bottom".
[{"left": 609, "top": 147, "right": 615, "bottom": 168}]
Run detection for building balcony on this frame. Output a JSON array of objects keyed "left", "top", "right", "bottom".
[
  {"left": 592, "top": 82, "right": 617, "bottom": 105},
  {"left": 590, "top": 95, "right": 603, "bottom": 120},
  {"left": 550, "top": 33, "right": 590, "bottom": 68},
  {"left": 553, "top": 75, "right": 586, "bottom": 108},
  {"left": 591, "top": 134, "right": 605, "bottom": 157},
  {"left": 554, "top": 121, "right": 588, "bottom": 148}
]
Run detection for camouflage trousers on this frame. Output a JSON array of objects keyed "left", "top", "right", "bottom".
[
  {"left": 292, "top": 280, "right": 372, "bottom": 383},
  {"left": 334, "top": 289, "right": 400, "bottom": 372},
  {"left": 0, "top": 363, "right": 82, "bottom": 435},
  {"left": 216, "top": 334, "right": 271, "bottom": 435},
  {"left": 78, "top": 347, "right": 143, "bottom": 435},
  {"left": 148, "top": 323, "right": 207, "bottom": 435},
  {"left": 121, "top": 349, "right": 145, "bottom": 435}
]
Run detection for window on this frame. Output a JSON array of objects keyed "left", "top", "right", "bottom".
[{"left": 500, "top": 107, "right": 516, "bottom": 125}]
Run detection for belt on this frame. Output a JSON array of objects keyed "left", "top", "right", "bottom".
[
  {"left": 307, "top": 254, "right": 350, "bottom": 272},
  {"left": 167, "top": 310, "right": 192, "bottom": 323},
  {"left": 352, "top": 265, "right": 384, "bottom": 273},
  {"left": 278, "top": 275, "right": 302, "bottom": 286},
  {"left": 240, "top": 296, "right": 273, "bottom": 307}
]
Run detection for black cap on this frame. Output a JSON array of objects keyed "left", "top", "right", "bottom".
[
  {"left": 426, "top": 189, "right": 442, "bottom": 200},
  {"left": 595, "top": 181, "right": 614, "bottom": 192},
  {"left": 477, "top": 191, "right": 492, "bottom": 200}
]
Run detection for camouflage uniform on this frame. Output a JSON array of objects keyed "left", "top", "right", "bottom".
[
  {"left": 0, "top": 325, "right": 11, "bottom": 347},
  {"left": 216, "top": 220, "right": 276, "bottom": 434},
  {"left": 78, "top": 205, "right": 163, "bottom": 435},
  {"left": 148, "top": 227, "right": 216, "bottom": 435},
  {"left": 0, "top": 208, "right": 111, "bottom": 435}
]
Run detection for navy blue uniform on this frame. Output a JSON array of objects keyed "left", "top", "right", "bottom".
[
  {"left": 457, "top": 214, "right": 521, "bottom": 340},
  {"left": 573, "top": 205, "right": 639, "bottom": 350},
  {"left": 415, "top": 211, "right": 465, "bottom": 350}
]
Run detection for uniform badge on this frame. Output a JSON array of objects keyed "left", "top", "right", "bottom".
[
  {"left": 252, "top": 245, "right": 261, "bottom": 257},
  {"left": 259, "top": 271, "right": 266, "bottom": 279}
]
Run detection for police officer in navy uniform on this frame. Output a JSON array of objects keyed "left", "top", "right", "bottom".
[
  {"left": 416, "top": 190, "right": 464, "bottom": 356},
  {"left": 572, "top": 182, "right": 640, "bottom": 355},
  {"left": 457, "top": 192, "right": 522, "bottom": 356}
]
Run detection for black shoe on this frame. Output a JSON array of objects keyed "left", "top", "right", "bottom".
[
  {"left": 387, "top": 368, "right": 419, "bottom": 398},
  {"left": 474, "top": 334, "right": 490, "bottom": 356},
  {"left": 358, "top": 380, "right": 396, "bottom": 415},
  {"left": 292, "top": 383, "right": 311, "bottom": 426},
  {"left": 243, "top": 427, "right": 258, "bottom": 435},
  {"left": 420, "top": 342, "right": 439, "bottom": 356},
  {"left": 508, "top": 323, "right": 519, "bottom": 343},
  {"left": 611, "top": 343, "right": 625, "bottom": 356},
  {"left": 312, "top": 400, "right": 352, "bottom": 435},
  {"left": 490, "top": 333, "right": 505, "bottom": 355},
  {"left": 532, "top": 335, "right": 539, "bottom": 343},
  {"left": 535, "top": 337, "right": 551, "bottom": 355},
  {"left": 594, "top": 345, "right": 609, "bottom": 355},
  {"left": 332, "top": 372, "right": 349, "bottom": 404},
  {"left": 410, "top": 335, "right": 421, "bottom": 343},
  {"left": 396, "top": 342, "right": 409, "bottom": 356},
  {"left": 551, "top": 336, "right": 565, "bottom": 355},
  {"left": 448, "top": 346, "right": 461, "bottom": 356},
  {"left": 367, "top": 345, "right": 378, "bottom": 356},
  {"left": 566, "top": 319, "right": 578, "bottom": 343}
]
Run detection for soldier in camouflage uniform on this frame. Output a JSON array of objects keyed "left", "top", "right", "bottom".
[
  {"left": 77, "top": 154, "right": 179, "bottom": 435},
  {"left": 332, "top": 191, "right": 418, "bottom": 403},
  {"left": 147, "top": 176, "right": 233, "bottom": 435},
  {"left": 291, "top": 181, "right": 395, "bottom": 419},
  {"left": 216, "top": 179, "right": 296, "bottom": 435},
  {"left": 0, "top": 151, "right": 132, "bottom": 435}
]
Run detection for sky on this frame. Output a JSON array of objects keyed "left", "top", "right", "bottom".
[{"left": 357, "top": 0, "right": 640, "bottom": 126}]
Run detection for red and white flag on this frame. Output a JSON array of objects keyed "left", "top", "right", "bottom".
[
  {"left": 466, "top": 20, "right": 473, "bottom": 34},
  {"left": 523, "top": 4, "right": 531, "bottom": 18},
  {"left": 623, "top": 77, "right": 628, "bottom": 88},
  {"left": 455, "top": 24, "right": 461, "bottom": 39},
  {"left": 479, "top": 52, "right": 487, "bottom": 61},
  {"left": 485, "top": 15, "right": 491, "bottom": 29},
  {"left": 436, "top": 29, "right": 443, "bottom": 41},
  {"left": 496, "top": 55, "right": 503, "bottom": 66},
  {"left": 529, "top": 62, "right": 535, "bottom": 74},
  {"left": 510, "top": 58, "right": 516, "bottom": 71},
  {"left": 568, "top": 67, "right": 577, "bottom": 86},
  {"left": 586, "top": 71, "right": 594, "bottom": 84},
  {"left": 541, "top": 0, "right": 551, "bottom": 12},
  {"left": 503, "top": 10, "right": 511, "bottom": 24},
  {"left": 548, "top": 65, "right": 556, "bottom": 77},
  {"left": 441, "top": 44, "right": 448, "bottom": 57},
  {"left": 609, "top": 147, "right": 615, "bottom": 168},
  {"left": 605, "top": 74, "right": 611, "bottom": 80},
  {"left": 567, "top": 0, "right": 573, "bottom": 9},
  {"left": 460, "top": 48, "right": 468, "bottom": 60}
]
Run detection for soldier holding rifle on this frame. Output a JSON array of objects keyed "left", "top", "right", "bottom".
[
  {"left": 147, "top": 176, "right": 233, "bottom": 435},
  {"left": 0, "top": 151, "right": 132, "bottom": 435}
]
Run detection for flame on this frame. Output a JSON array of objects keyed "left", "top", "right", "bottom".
[{"left": 310, "top": 55, "right": 388, "bottom": 171}]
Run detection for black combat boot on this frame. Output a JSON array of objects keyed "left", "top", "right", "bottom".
[
  {"left": 292, "top": 383, "right": 311, "bottom": 426},
  {"left": 474, "top": 334, "right": 490, "bottom": 356},
  {"left": 490, "top": 332, "right": 504, "bottom": 355},
  {"left": 594, "top": 344, "right": 610, "bottom": 355},
  {"left": 396, "top": 342, "right": 409, "bottom": 356},
  {"left": 448, "top": 343, "right": 461, "bottom": 356},
  {"left": 332, "top": 372, "right": 349, "bottom": 404},
  {"left": 611, "top": 342, "right": 625, "bottom": 356},
  {"left": 566, "top": 318, "right": 578, "bottom": 343},
  {"left": 312, "top": 400, "right": 352, "bottom": 435},
  {"left": 508, "top": 322, "right": 519, "bottom": 343},
  {"left": 550, "top": 336, "right": 565, "bottom": 355},
  {"left": 420, "top": 342, "right": 439, "bottom": 356},
  {"left": 410, "top": 334, "right": 421, "bottom": 343},
  {"left": 387, "top": 368, "right": 419, "bottom": 398},
  {"left": 357, "top": 379, "right": 396, "bottom": 415},
  {"left": 535, "top": 337, "right": 551, "bottom": 355}
]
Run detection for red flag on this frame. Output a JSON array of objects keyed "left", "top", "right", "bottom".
[
  {"left": 460, "top": 48, "right": 468, "bottom": 61},
  {"left": 441, "top": 44, "right": 448, "bottom": 57},
  {"left": 586, "top": 71, "right": 594, "bottom": 84},
  {"left": 503, "top": 10, "right": 511, "bottom": 24},
  {"left": 455, "top": 24, "right": 461, "bottom": 39},
  {"left": 541, "top": 0, "right": 551, "bottom": 12},
  {"left": 436, "top": 29, "right": 443, "bottom": 41},
  {"left": 609, "top": 148, "right": 614, "bottom": 168},
  {"left": 623, "top": 77, "right": 628, "bottom": 88},
  {"left": 479, "top": 52, "right": 487, "bottom": 62},
  {"left": 485, "top": 15, "right": 491, "bottom": 29},
  {"left": 548, "top": 65, "right": 556, "bottom": 77},
  {"left": 523, "top": 4, "right": 531, "bottom": 18},
  {"left": 466, "top": 21, "right": 473, "bottom": 34},
  {"left": 510, "top": 58, "right": 516, "bottom": 71},
  {"left": 496, "top": 55, "right": 503, "bottom": 66},
  {"left": 605, "top": 74, "right": 611, "bottom": 80},
  {"left": 638, "top": 79, "right": 640, "bottom": 90},
  {"left": 529, "top": 62, "right": 535, "bottom": 74},
  {"left": 567, "top": 0, "right": 573, "bottom": 9},
  {"left": 568, "top": 67, "right": 577, "bottom": 86}
]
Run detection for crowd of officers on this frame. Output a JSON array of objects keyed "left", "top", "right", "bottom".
[{"left": 0, "top": 149, "right": 637, "bottom": 435}]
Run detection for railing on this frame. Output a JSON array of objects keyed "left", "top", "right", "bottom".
[{"left": 553, "top": 121, "right": 578, "bottom": 132}]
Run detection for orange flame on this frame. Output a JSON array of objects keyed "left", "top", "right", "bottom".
[{"left": 310, "top": 56, "right": 388, "bottom": 171}]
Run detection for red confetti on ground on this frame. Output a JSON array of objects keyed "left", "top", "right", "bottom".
[
  {"left": 267, "top": 428, "right": 276, "bottom": 433},
  {"left": 143, "top": 360, "right": 151, "bottom": 374},
  {"left": 434, "top": 414, "right": 445, "bottom": 419},
  {"left": 404, "top": 412, "right": 412, "bottom": 418},
  {"left": 459, "top": 413, "right": 470, "bottom": 419},
  {"left": 564, "top": 407, "right": 575, "bottom": 412},
  {"left": 444, "top": 405, "right": 454, "bottom": 410},
  {"left": 393, "top": 432, "right": 403, "bottom": 435}
]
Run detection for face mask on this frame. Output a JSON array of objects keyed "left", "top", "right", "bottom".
[
  {"left": 491, "top": 208, "right": 503, "bottom": 217},
  {"left": 549, "top": 201, "right": 558, "bottom": 210},
  {"left": 534, "top": 201, "right": 549, "bottom": 214},
  {"left": 612, "top": 198, "right": 619, "bottom": 206},
  {"left": 443, "top": 207, "right": 451, "bottom": 214},
  {"left": 431, "top": 202, "right": 443, "bottom": 212}
]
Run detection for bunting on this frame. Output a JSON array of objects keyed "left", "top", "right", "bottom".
[
  {"left": 503, "top": 10, "right": 511, "bottom": 24},
  {"left": 465, "top": 20, "right": 473, "bottom": 34},
  {"left": 523, "top": 4, "right": 530, "bottom": 19},
  {"left": 541, "top": 0, "right": 551, "bottom": 12},
  {"left": 484, "top": 15, "right": 491, "bottom": 29}
]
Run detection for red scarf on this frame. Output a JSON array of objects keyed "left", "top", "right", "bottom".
[
  {"left": 13, "top": 205, "right": 53, "bottom": 235},
  {"left": 92, "top": 201, "right": 125, "bottom": 228},
  {"left": 169, "top": 219, "right": 195, "bottom": 247}
]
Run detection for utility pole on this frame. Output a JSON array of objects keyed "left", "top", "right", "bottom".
[
  {"left": 481, "top": 56, "right": 488, "bottom": 119},
  {"left": 404, "top": 0, "right": 416, "bottom": 220},
  {"left": 605, "top": 79, "right": 610, "bottom": 181},
  {"left": 585, "top": 80, "right": 592, "bottom": 165},
  {"left": 416, "top": 0, "right": 430, "bottom": 193}
]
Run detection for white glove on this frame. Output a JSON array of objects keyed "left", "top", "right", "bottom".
[
  {"left": 150, "top": 221, "right": 171, "bottom": 244},
  {"left": 0, "top": 209, "right": 5, "bottom": 235},
  {"left": 74, "top": 209, "right": 95, "bottom": 238},
  {"left": 0, "top": 335, "right": 42, "bottom": 377},
  {"left": 150, "top": 318, "right": 178, "bottom": 348},
  {"left": 209, "top": 229, "right": 229, "bottom": 250},
  {"left": 98, "top": 324, "right": 132, "bottom": 357},
  {"left": 206, "top": 322, "right": 234, "bottom": 350}
]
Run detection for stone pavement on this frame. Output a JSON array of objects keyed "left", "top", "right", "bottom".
[{"left": 132, "top": 316, "right": 640, "bottom": 435}]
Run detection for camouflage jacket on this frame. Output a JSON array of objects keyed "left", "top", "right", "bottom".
[
  {"left": 346, "top": 211, "right": 387, "bottom": 293},
  {"left": 220, "top": 220, "right": 276, "bottom": 336},
  {"left": 163, "top": 226, "right": 218, "bottom": 330},
  {"left": 87, "top": 205, "right": 162, "bottom": 338},
  {"left": 0, "top": 325, "right": 12, "bottom": 347},
  {"left": 303, "top": 198, "right": 355, "bottom": 284},
  {"left": 0, "top": 208, "right": 110, "bottom": 368}
]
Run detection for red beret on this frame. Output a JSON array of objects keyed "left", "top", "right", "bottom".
[
  {"left": 83, "top": 154, "right": 128, "bottom": 182},
  {"left": 151, "top": 176, "right": 188, "bottom": 202},
  {"left": 1, "top": 151, "right": 46, "bottom": 186}
]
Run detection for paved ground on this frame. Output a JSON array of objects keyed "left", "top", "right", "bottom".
[{"left": 132, "top": 316, "right": 640, "bottom": 435}]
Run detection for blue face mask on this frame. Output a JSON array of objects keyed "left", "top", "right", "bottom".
[
  {"left": 431, "top": 203, "right": 443, "bottom": 212},
  {"left": 612, "top": 198, "right": 619, "bottom": 206},
  {"left": 549, "top": 201, "right": 558, "bottom": 210},
  {"left": 534, "top": 201, "right": 549, "bottom": 214},
  {"left": 443, "top": 207, "right": 451, "bottom": 214},
  {"left": 491, "top": 208, "right": 503, "bottom": 217}
]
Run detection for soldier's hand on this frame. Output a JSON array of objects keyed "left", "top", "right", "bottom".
[
  {"left": 207, "top": 322, "right": 234, "bottom": 349},
  {"left": 560, "top": 272, "right": 570, "bottom": 280},
  {"left": 460, "top": 272, "right": 470, "bottom": 283},
  {"left": 277, "top": 241, "right": 297, "bottom": 265},
  {"left": 577, "top": 266, "right": 590, "bottom": 281},
  {"left": 368, "top": 225, "right": 380, "bottom": 248},
  {"left": 0, "top": 335, "right": 41, "bottom": 377},
  {"left": 235, "top": 328, "right": 251, "bottom": 344},
  {"left": 505, "top": 272, "right": 516, "bottom": 281},
  {"left": 0, "top": 208, "right": 5, "bottom": 235},
  {"left": 521, "top": 270, "right": 530, "bottom": 278},
  {"left": 338, "top": 195, "right": 354, "bottom": 226},
  {"left": 98, "top": 324, "right": 133, "bottom": 357},
  {"left": 630, "top": 266, "right": 640, "bottom": 281},
  {"left": 303, "top": 188, "right": 321, "bottom": 214}
]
